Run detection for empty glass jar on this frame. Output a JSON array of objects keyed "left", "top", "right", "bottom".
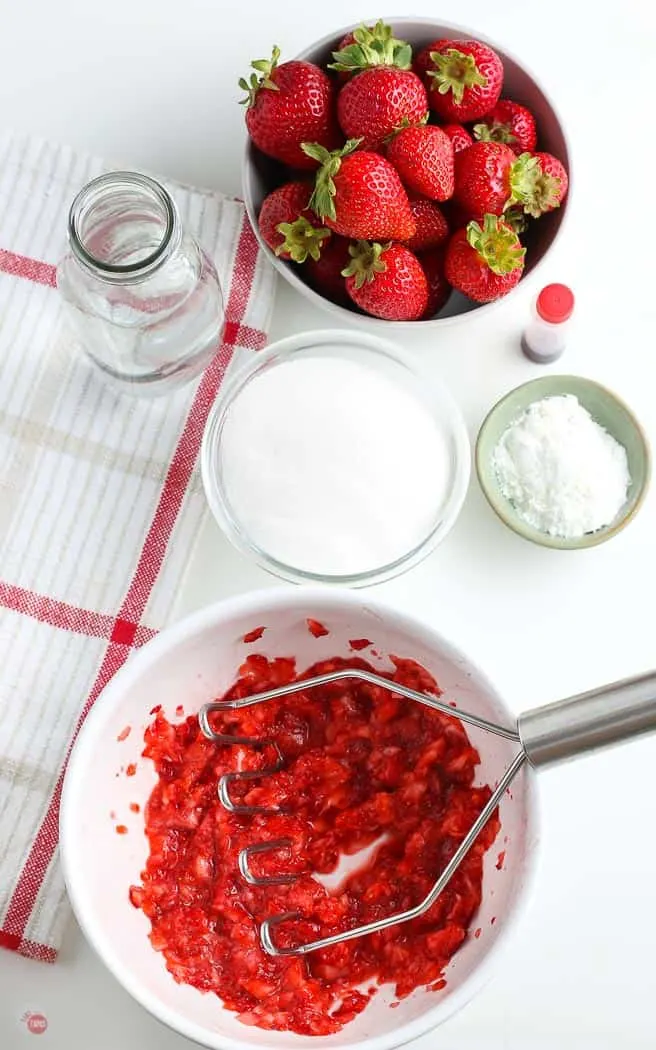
[{"left": 57, "top": 172, "right": 225, "bottom": 395}]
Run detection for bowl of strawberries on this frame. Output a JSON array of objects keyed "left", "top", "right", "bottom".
[{"left": 241, "top": 17, "right": 570, "bottom": 325}]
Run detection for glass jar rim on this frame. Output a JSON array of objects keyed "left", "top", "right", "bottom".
[{"left": 68, "top": 171, "right": 177, "bottom": 280}]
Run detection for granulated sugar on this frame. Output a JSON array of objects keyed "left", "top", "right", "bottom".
[
  {"left": 218, "top": 356, "right": 452, "bottom": 575},
  {"left": 493, "top": 394, "right": 630, "bottom": 538}
]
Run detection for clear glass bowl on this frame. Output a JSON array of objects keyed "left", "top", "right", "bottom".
[{"left": 201, "top": 329, "right": 471, "bottom": 586}]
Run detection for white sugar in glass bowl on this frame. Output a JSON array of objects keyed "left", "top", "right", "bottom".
[
  {"left": 200, "top": 329, "right": 471, "bottom": 586},
  {"left": 60, "top": 587, "right": 538, "bottom": 1050}
]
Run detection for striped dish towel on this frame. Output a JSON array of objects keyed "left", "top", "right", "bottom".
[{"left": 0, "top": 133, "right": 277, "bottom": 962}]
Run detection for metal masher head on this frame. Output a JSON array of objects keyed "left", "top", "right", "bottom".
[
  {"left": 199, "top": 668, "right": 523, "bottom": 957},
  {"left": 200, "top": 665, "right": 656, "bottom": 956}
]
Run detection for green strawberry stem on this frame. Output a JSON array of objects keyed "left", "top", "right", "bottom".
[
  {"left": 507, "top": 152, "right": 540, "bottom": 210},
  {"left": 467, "top": 215, "right": 525, "bottom": 275},
  {"left": 507, "top": 152, "right": 560, "bottom": 218},
  {"left": 275, "top": 218, "right": 331, "bottom": 263},
  {"left": 428, "top": 48, "right": 486, "bottom": 105},
  {"left": 329, "top": 20, "right": 412, "bottom": 72},
  {"left": 473, "top": 120, "right": 517, "bottom": 146},
  {"left": 341, "top": 240, "right": 390, "bottom": 289},
  {"left": 302, "top": 139, "right": 363, "bottom": 223},
  {"left": 238, "top": 46, "right": 281, "bottom": 107}
]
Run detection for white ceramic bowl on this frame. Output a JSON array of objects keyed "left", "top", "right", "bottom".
[
  {"left": 242, "top": 17, "right": 571, "bottom": 329},
  {"left": 200, "top": 329, "right": 471, "bottom": 586},
  {"left": 60, "top": 588, "right": 538, "bottom": 1050}
]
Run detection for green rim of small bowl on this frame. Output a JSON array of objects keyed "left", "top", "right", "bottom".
[{"left": 475, "top": 375, "right": 651, "bottom": 549}]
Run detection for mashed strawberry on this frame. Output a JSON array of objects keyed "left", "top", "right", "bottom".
[{"left": 130, "top": 653, "right": 498, "bottom": 1035}]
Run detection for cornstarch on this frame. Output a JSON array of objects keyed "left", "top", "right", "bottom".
[{"left": 492, "top": 394, "right": 630, "bottom": 538}]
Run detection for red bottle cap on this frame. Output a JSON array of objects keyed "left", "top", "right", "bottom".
[{"left": 536, "top": 283, "right": 575, "bottom": 324}]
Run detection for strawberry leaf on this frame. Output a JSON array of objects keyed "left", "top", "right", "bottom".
[
  {"left": 329, "top": 20, "right": 412, "bottom": 72},
  {"left": 305, "top": 139, "right": 363, "bottom": 223},
  {"left": 275, "top": 218, "right": 331, "bottom": 263},
  {"left": 342, "top": 240, "right": 389, "bottom": 290},
  {"left": 301, "top": 143, "right": 333, "bottom": 165},
  {"left": 473, "top": 120, "right": 517, "bottom": 145},
  {"left": 427, "top": 48, "right": 486, "bottom": 105},
  {"left": 510, "top": 153, "right": 562, "bottom": 218},
  {"left": 238, "top": 46, "right": 281, "bottom": 107},
  {"left": 466, "top": 214, "right": 525, "bottom": 275}
]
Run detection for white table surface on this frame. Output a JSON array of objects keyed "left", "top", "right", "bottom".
[{"left": 1, "top": 0, "right": 656, "bottom": 1046}]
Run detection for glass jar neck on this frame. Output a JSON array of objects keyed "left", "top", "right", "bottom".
[{"left": 67, "top": 171, "right": 180, "bottom": 283}]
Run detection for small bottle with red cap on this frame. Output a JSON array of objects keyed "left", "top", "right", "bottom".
[{"left": 521, "top": 283, "right": 575, "bottom": 364}]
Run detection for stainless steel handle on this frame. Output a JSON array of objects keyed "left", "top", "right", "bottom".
[{"left": 518, "top": 671, "right": 656, "bottom": 768}]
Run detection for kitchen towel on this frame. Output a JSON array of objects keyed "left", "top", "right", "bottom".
[{"left": 0, "top": 133, "right": 277, "bottom": 962}]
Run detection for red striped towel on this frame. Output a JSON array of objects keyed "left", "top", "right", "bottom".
[{"left": 0, "top": 133, "right": 276, "bottom": 962}]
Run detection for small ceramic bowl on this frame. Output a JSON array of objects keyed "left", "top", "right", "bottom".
[{"left": 476, "top": 375, "right": 651, "bottom": 549}]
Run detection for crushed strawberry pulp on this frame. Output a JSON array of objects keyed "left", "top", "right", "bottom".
[{"left": 130, "top": 653, "right": 499, "bottom": 1035}]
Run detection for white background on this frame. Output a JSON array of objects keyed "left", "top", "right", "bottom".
[{"left": 1, "top": 0, "right": 656, "bottom": 1046}]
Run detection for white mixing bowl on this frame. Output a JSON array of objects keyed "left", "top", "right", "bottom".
[{"left": 60, "top": 588, "right": 538, "bottom": 1049}]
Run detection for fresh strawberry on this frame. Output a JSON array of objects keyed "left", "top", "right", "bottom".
[
  {"left": 330, "top": 20, "right": 412, "bottom": 82},
  {"left": 240, "top": 47, "right": 340, "bottom": 169},
  {"left": 404, "top": 200, "right": 450, "bottom": 251},
  {"left": 415, "top": 39, "right": 503, "bottom": 122},
  {"left": 385, "top": 124, "right": 454, "bottom": 201},
  {"left": 336, "top": 68, "right": 428, "bottom": 150},
  {"left": 441, "top": 124, "right": 473, "bottom": 154},
  {"left": 258, "top": 181, "right": 330, "bottom": 262},
  {"left": 444, "top": 214, "right": 525, "bottom": 303},
  {"left": 303, "top": 140, "right": 415, "bottom": 240},
  {"left": 418, "top": 248, "right": 451, "bottom": 318},
  {"left": 343, "top": 241, "right": 428, "bottom": 320},
  {"left": 304, "top": 235, "right": 351, "bottom": 305},
  {"left": 454, "top": 141, "right": 538, "bottom": 216},
  {"left": 473, "top": 100, "right": 537, "bottom": 155},
  {"left": 526, "top": 152, "right": 569, "bottom": 216}
]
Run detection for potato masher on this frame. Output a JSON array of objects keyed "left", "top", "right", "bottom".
[{"left": 199, "top": 666, "right": 656, "bottom": 957}]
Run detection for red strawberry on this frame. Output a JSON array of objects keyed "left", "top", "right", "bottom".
[
  {"left": 305, "top": 235, "right": 351, "bottom": 305},
  {"left": 418, "top": 248, "right": 451, "bottom": 318},
  {"left": 415, "top": 39, "right": 503, "bottom": 123},
  {"left": 441, "top": 124, "right": 473, "bottom": 154},
  {"left": 473, "top": 100, "right": 537, "bottom": 155},
  {"left": 454, "top": 141, "right": 538, "bottom": 216},
  {"left": 337, "top": 68, "right": 428, "bottom": 150},
  {"left": 526, "top": 152, "right": 569, "bottom": 216},
  {"left": 258, "top": 181, "right": 330, "bottom": 262},
  {"left": 343, "top": 241, "right": 428, "bottom": 320},
  {"left": 444, "top": 215, "right": 525, "bottom": 303},
  {"left": 240, "top": 47, "right": 340, "bottom": 169},
  {"left": 404, "top": 200, "right": 450, "bottom": 252},
  {"left": 303, "top": 140, "right": 415, "bottom": 240},
  {"left": 330, "top": 20, "right": 412, "bottom": 82},
  {"left": 385, "top": 124, "right": 454, "bottom": 201}
]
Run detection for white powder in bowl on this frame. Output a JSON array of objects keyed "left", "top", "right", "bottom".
[
  {"left": 492, "top": 394, "right": 630, "bottom": 538},
  {"left": 217, "top": 356, "right": 452, "bottom": 576}
]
